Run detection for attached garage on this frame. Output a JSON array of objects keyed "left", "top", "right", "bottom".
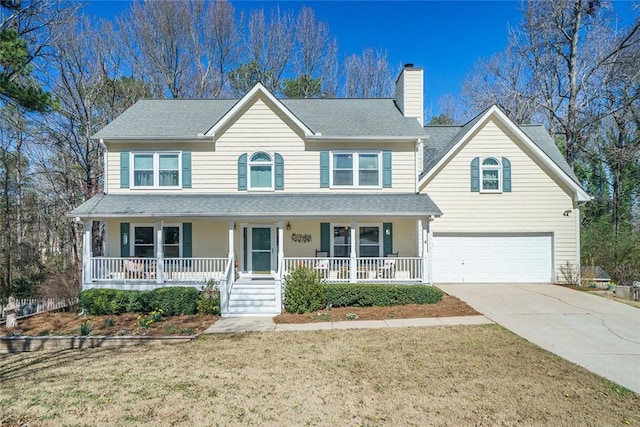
[{"left": 432, "top": 233, "right": 553, "bottom": 283}]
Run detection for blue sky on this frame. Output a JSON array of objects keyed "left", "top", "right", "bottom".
[{"left": 86, "top": 1, "right": 637, "bottom": 116}]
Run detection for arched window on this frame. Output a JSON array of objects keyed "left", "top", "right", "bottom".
[
  {"left": 249, "top": 152, "right": 273, "bottom": 190},
  {"left": 481, "top": 157, "right": 501, "bottom": 191}
]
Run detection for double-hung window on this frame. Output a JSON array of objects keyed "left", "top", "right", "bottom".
[
  {"left": 330, "top": 224, "right": 382, "bottom": 257},
  {"left": 132, "top": 152, "right": 181, "bottom": 188},
  {"left": 331, "top": 152, "right": 380, "bottom": 187},
  {"left": 132, "top": 224, "right": 181, "bottom": 258}
]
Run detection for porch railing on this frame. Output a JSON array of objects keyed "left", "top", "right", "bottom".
[
  {"left": 90, "top": 257, "right": 227, "bottom": 282},
  {"left": 283, "top": 257, "right": 423, "bottom": 283},
  {"left": 219, "top": 254, "right": 235, "bottom": 315}
]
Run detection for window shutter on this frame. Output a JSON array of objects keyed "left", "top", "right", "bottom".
[
  {"left": 320, "top": 223, "right": 330, "bottom": 253},
  {"left": 182, "top": 151, "right": 192, "bottom": 188},
  {"left": 383, "top": 223, "right": 393, "bottom": 256},
  {"left": 320, "top": 151, "right": 329, "bottom": 188},
  {"left": 274, "top": 152, "right": 284, "bottom": 190},
  {"left": 237, "top": 153, "right": 247, "bottom": 191},
  {"left": 502, "top": 157, "right": 511, "bottom": 192},
  {"left": 120, "top": 152, "right": 130, "bottom": 188},
  {"left": 183, "top": 223, "right": 192, "bottom": 258},
  {"left": 120, "top": 223, "right": 130, "bottom": 257},
  {"left": 382, "top": 151, "right": 392, "bottom": 188},
  {"left": 470, "top": 157, "right": 480, "bottom": 192}
]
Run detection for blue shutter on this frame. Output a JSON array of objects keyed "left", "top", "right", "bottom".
[
  {"left": 274, "top": 153, "right": 284, "bottom": 190},
  {"left": 237, "top": 153, "right": 247, "bottom": 191},
  {"left": 182, "top": 151, "right": 192, "bottom": 188},
  {"left": 382, "top": 151, "right": 392, "bottom": 188},
  {"left": 470, "top": 157, "right": 480, "bottom": 192},
  {"left": 320, "top": 151, "right": 329, "bottom": 188},
  {"left": 383, "top": 223, "right": 393, "bottom": 255},
  {"left": 120, "top": 223, "right": 130, "bottom": 257},
  {"left": 320, "top": 223, "right": 330, "bottom": 252},
  {"left": 502, "top": 157, "right": 511, "bottom": 192},
  {"left": 183, "top": 223, "right": 192, "bottom": 258},
  {"left": 120, "top": 152, "right": 130, "bottom": 188}
]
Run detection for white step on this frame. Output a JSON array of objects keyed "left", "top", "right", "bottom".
[{"left": 225, "top": 305, "right": 280, "bottom": 315}]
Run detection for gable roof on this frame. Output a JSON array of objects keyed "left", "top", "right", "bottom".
[
  {"left": 92, "top": 84, "right": 425, "bottom": 141},
  {"left": 420, "top": 105, "right": 590, "bottom": 202},
  {"left": 205, "top": 82, "right": 314, "bottom": 138}
]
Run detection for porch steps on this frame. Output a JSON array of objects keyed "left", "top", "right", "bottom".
[{"left": 226, "top": 279, "right": 280, "bottom": 317}]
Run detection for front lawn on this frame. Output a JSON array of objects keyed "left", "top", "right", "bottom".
[{"left": 1, "top": 326, "right": 638, "bottom": 425}]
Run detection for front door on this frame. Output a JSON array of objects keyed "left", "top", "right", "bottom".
[{"left": 250, "top": 226, "right": 272, "bottom": 274}]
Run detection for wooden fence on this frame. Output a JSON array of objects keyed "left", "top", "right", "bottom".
[{"left": 1, "top": 298, "right": 72, "bottom": 320}]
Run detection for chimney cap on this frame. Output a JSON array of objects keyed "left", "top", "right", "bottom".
[{"left": 404, "top": 63, "right": 414, "bottom": 68}]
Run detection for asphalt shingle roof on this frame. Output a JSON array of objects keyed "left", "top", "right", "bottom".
[
  {"left": 422, "top": 109, "right": 581, "bottom": 186},
  {"left": 70, "top": 193, "right": 442, "bottom": 219},
  {"left": 92, "top": 98, "right": 425, "bottom": 140}
]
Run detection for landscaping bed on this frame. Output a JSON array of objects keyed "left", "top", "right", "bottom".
[
  {"left": 4, "top": 293, "right": 478, "bottom": 335},
  {"left": 275, "top": 294, "right": 477, "bottom": 323},
  {"left": 5, "top": 312, "right": 219, "bottom": 337}
]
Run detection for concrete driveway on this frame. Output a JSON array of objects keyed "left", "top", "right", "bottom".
[{"left": 438, "top": 283, "right": 640, "bottom": 394}]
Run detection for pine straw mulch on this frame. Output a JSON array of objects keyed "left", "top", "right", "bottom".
[{"left": 5, "top": 294, "right": 478, "bottom": 335}]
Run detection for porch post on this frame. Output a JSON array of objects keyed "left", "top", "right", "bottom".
[
  {"left": 82, "top": 221, "right": 92, "bottom": 285},
  {"left": 421, "top": 217, "right": 432, "bottom": 284},
  {"left": 277, "top": 221, "right": 284, "bottom": 275},
  {"left": 349, "top": 221, "right": 357, "bottom": 283},
  {"left": 156, "top": 221, "right": 164, "bottom": 283},
  {"left": 228, "top": 220, "right": 235, "bottom": 258}
]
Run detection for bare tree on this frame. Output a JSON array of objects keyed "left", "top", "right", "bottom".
[
  {"left": 282, "top": 6, "right": 338, "bottom": 97},
  {"left": 343, "top": 48, "right": 394, "bottom": 98},
  {"left": 460, "top": 45, "right": 537, "bottom": 124},
  {"left": 513, "top": 0, "right": 640, "bottom": 167},
  {"left": 229, "top": 7, "right": 294, "bottom": 95}
]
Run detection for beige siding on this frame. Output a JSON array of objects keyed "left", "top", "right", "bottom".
[
  {"left": 106, "top": 96, "right": 417, "bottom": 193},
  {"left": 422, "top": 119, "right": 578, "bottom": 281}
]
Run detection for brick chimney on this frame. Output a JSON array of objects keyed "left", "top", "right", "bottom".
[{"left": 395, "top": 63, "right": 424, "bottom": 125}]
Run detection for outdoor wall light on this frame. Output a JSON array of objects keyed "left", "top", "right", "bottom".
[
  {"left": 563, "top": 210, "right": 572, "bottom": 217},
  {"left": 286, "top": 222, "right": 291, "bottom": 230}
]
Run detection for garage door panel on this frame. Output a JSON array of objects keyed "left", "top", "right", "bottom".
[{"left": 433, "top": 234, "right": 552, "bottom": 283}]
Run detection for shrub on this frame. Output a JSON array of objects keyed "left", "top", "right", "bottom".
[
  {"left": 197, "top": 280, "right": 220, "bottom": 315},
  {"left": 79, "top": 287, "right": 198, "bottom": 315},
  {"left": 149, "top": 287, "right": 198, "bottom": 315},
  {"left": 324, "top": 284, "right": 443, "bottom": 308},
  {"left": 78, "top": 321, "right": 92, "bottom": 336},
  {"left": 284, "top": 267, "right": 326, "bottom": 314}
]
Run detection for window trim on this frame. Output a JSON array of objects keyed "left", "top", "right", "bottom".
[
  {"left": 130, "top": 151, "right": 182, "bottom": 189},
  {"left": 247, "top": 151, "right": 274, "bottom": 191},
  {"left": 130, "top": 223, "right": 183, "bottom": 258},
  {"left": 480, "top": 156, "right": 502, "bottom": 193},
  {"left": 329, "top": 223, "right": 383, "bottom": 257},
  {"left": 329, "top": 151, "right": 382, "bottom": 188}
]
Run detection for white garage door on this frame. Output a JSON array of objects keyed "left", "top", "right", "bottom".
[{"left": 433, "top": 234, "right": 553, "bottom": 283}]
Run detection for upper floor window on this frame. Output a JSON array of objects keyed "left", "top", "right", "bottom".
[
  {"left": 249, "top": 152, "right": 273, "bottom": 190},
  {"left": 481, "top": 157, "right": 501, "bottom": 192},
  {"left": 132, "top": 152, "right": 181, "bottom": 188},
  {"left": 238, "top": 152, "right": 284, "bottom": 191},
  {"left": 470, "top": 156, "right": 511, "bottom": 193},
  {"left": 331, "top": 152, "right": 380, "bottom": 187}
]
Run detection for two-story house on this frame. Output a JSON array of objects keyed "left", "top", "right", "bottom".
[{"left": 69, "top": 64, "right": 590, "bottom": 316}]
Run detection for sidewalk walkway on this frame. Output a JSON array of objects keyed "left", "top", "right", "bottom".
[{"left": 203, "top": 314, "right": 492, "bottom": 334}]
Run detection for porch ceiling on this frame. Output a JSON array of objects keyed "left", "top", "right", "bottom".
[{"left": 68, "top": 193, "right": 442, "bottom": 220}]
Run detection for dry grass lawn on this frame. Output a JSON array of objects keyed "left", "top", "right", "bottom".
[{"left": 1, "top": 325, "right": 638, "bottom": 426}]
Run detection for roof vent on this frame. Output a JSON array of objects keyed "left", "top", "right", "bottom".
[{"left": 404, "top": 63, "right": 414, "bottom": 68}]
